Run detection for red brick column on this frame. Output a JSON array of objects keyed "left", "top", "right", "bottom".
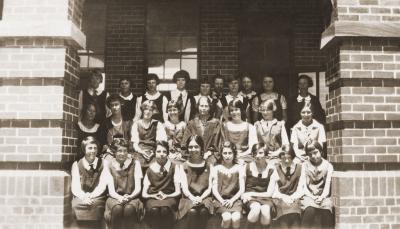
[
  {"left": 0, "top": 0, "right": 85, "bottom": 227},
  {"left": 322, "top": 0, "right": 400, "bottom": 227}
]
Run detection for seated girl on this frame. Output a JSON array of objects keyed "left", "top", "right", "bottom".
[
  {"left": 182, "top": 96, "right": 221, "bottom": 166},
  {"left": 164, "top": 99, "right": 187, "bottom": 163},
  {"left": 254, "top": 99, "right": 289, "bottom": 164},
  {"left": 241, "top": 143, "right": 276, "bottom": 228},
  {"left": 300, "top": 141, "right": 334, "bottom": 228},
  {"left": 211, "top": 141, "right": 245, "bottom": 229},
  {"left": 221, "top": 99, "right": 257, "bottom": 164},
  {"left": 71, "top": 136, "right": 108, "bottom": 226},
  {"left": 177, "top": 135, "right": 213, "bottom": 229},
  {"left": 102, "top": 95, "right": 132, "bottom": 161},
  {"left": 104, "top": 139, "right": 144, "bottom": 229},
  {"left": 272, "top": 149, "right": 303, "bottom": 229},
  {"left": 131, "top": 100, "right": 167, "bottom": 171},
  {"left": 142, "top": 141, "right": 182, "bottom": 229}
]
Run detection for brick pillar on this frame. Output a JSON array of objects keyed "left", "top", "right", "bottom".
[
  {"left": 199, "top": 0, "right": 240, "bottom": 78},
  {"left": 322, "top": 0, "right": 400, "bottom": 228},
  {"left": 105, "top": 0, "right": 145, "bottom": 95},
  {"left": 0, "top": 0, "right": 85, "bottom": 227}
]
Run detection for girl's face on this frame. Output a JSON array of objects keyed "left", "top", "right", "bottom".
[
  {"left": 176, "top": 78, "right": 186, "bottom": 91},
  {"left": 85, "top": 105, "right": 96, "bottom": 121},
  {"left": 143, "top": 107, "right": 154, "bottom": 120},
  {"left": 281, "top": 153, "right": 293, "bottom": 167},
  {"left": 147, "top": 79, "right": 157, "bottom": 93},
  {"left": 309, "top": 149, "right": 322, "bottom": 165},
  {"left": 110, "top": 101, "right": 121, "bottom": 115},
  {"left": 255, "top": 148, "right": 266, "bottom": 160},
  {"left": 214, "top": 78, "right": 224, "bottom": 92},
  {"left": 84, "top": 143, "right": 98, "bottom": 163},
  {"left": 242, "top": 77, "right": 253, "bottom": 91},
  {"left": 188, "top": 139, "right": 201, "bottom": 157},
  {"left": 120, "top": 79, "right": 131, "bottom": 94},
  {"left": 298, "top": 78, "right": 309, "bottom": 92},
  {"left": 155, "top": 144, "right": 168, "bottom": 165},
  {"left": 198, "top": 98, "right": 210, "bottom": 116},
  {"left": 259, "top": 105, "right": 274, "bottom": 121},
  {"left": 262, "top": 76, "right": 274, "bottom": 92},
  {"left": 168, "top": 106, "right": 179, "bottom": 120},
  {"left": 89, "top": 76, "right": 100, "bottom": 89},
  {"left": 228, "top": 80, "right": 239, "bottom": 94},
  {"left": 115, "top": 146, "right": 128, "bottom": 164},
  {"left": 200, "top": 83, "right": 211, "bottom": 96},
  {"left": 221, "top": 147, "right": 234, "bottom": 164},
  {"left": 229, "top": 107, "right": 242, "bottom": 122},
  {"left": 301, "top": 107, "right": 313, "bottom": 123}
]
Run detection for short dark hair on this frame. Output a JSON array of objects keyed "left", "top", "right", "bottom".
[
  {"left": 228, "top": 99, "right": 246, "bottom": 121},
  {"left": 240, "top": 72, "right": 253, "bottom": 82},
  {"left": 213, "top": 74, "right": 224, "bottom": 82},
  {"left": 119, "top": 77, "right": 131, "bottom": 85},
  {"left": 305, "top": 141, "right": 323, "bottom": 156},
  {"left": 106, "top": 94, "right": 122, "bottom": 109},
  {"left": 199, "top": 76, "right": 211, "bottom": 86},
  {"left": 90, "top": 69, "right": 103, "bottom": 81},
  {"left": 298, "top": 74, "right": 314, "bottom": 87},
  {"left": 110, "top": 138, "right": 129, "bottom": 153},
  {"left": 173, "top": 70, "right": 190, "bottom": 82},
  {"left": 146, "top": 73, "right": 160, "bottom": 85},
  {"left": 278, "top": 147, "right": 296, "bottom": 160},
  {"left": 156, "top": 140, "right": 170, "bottom": 155},
  {"left": 226, "top": 74, "right": 240, "bottom": 84},
  {"left": 80, "top": 102, "right": 97, "bottom": 121},
  {"left": 251, "top": 143, "right": 268, "bottom": 157},
  {"left": 186, "top": 135, "right": 205, "bottom": 156},
  {"left": 195, "top": 96, "right": 216, "bottom": 118},
  {"left": 218, "top": 141, "right": 238, "bottom": 164}
]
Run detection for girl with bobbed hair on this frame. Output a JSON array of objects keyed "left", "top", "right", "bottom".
[
  {"left": 221, "top": 99, "right": 257, "bottom": 164},
  {"left": 131, "top": 100, "right": 167, "bottom": 171},
  {"left": 211, "top": 141, "right": 245, "bottom": 229},
  {"left": 299, "top": 140, "right": 334, "bottom": 228},
  {"left": 164, "top": 99, "right": 187, "bottom": 163},
  {"left": 104, "top": 138, "right": 144, "bottom": 229},
  {"left": 71, "top": 136, "right": 109, "bottom": 227},
  {"left": 142, "top": 141, "right": 182, "bottom": 229},
  {"left": 241, "top": 143, "right": 276, "bottom": 228},
  {"left": 177, "top": 135, "right": 214, "bottom": 229},
  {"left": 182, "top": 96, "right": 222, "bottom": 166},
  {"left": 271, "top": 147, "right": 303, "bottom": 229},
  {"left": 254, "top": 99, "right": 290, "bottom": 164}
]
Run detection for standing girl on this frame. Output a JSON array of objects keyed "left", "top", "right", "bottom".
[
  {"left": 104, "top": 139, "right": 143, "bottom": 229},
  {"left": 211, "top": 141, "right": 245, "bottom": 229},
  {"left": 178, "top": 135, "right": 213, "bottom": 229},
  {"left": 142, "top": 141, "right": 182, "bottom": 229},
  {"left": 241, "top": 143, "right": 276, "bottom": 228}
]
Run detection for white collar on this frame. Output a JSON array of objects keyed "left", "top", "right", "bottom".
[
  {"left": 119, "top": 92, "right": 133, "bottom": 100},
  {"left": 239, "top": 91, "right": 256, "bottom": 98},
  {"left": 186, "top": 160, "right": 205, "bottom": 168},
  {"left": 144, "top": 91, "right": 161, "bottom": 100},
  {"left": 82, "top": 157, "right": 99, "bottom": 170},
  {"left": 150, "top": 160, "right": 172, "bottom": 173},
  {"left": 111, "top": 157, "right": 133, "bottom": 170},
  {"left": 195, "top": 94, "right": 212, "bottom": 101},
  {"left": 297, "top": 94, "right": 311, "bottom": 102},
  {"left": 78, "top": 121, "right": 100, "bottom": 133},
  {"left": 215, "top": 164, "right": 242, "bottom": 176},
  {"left": 111, "top": 119, "right": 123, "bottom": 127},
  {"left": 249, "top": 161, "right": 272, "bottom": 178},
  {"left": 261, "top": 119, "right": 278, "bottom": 126},
  {"left": 226, "top": 94, "right": 243, "bottom": 101},
  {"left": 172, "top": 90, "right": 188, "bottom": 99}
]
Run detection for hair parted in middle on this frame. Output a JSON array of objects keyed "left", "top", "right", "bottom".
[
  {"left": 218, "top": 141, "right": 238, "bottom": 164},
  {"left": 186, "top": 135, "right": 205, "bottom": 156},
  {"left": 228, "top": 98, "right": 247, "bottom": 121}
]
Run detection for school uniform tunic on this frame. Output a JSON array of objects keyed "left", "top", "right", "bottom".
[
  {"left": 254, "top": 119, "right": 289, "bottom": 160},
  {"left": 244, "top": 161, "right": 275, "bottom": 207},
  {"left": 134, "top": 91, "right": 169, "bottom": 122},
  {"left": 104, "top": 158, "right": 144, "bottom": 223},
  {"left": 144, "top": 160, "right": 181, "bottom": 211},
  {"left": 272, "top": 163, "right": 302, "bottom": 219},
  {"left": 300, "top": 159, "right": 333, "bottom": 212},
  {"left": 75, "top": 121, "right": 104, "bottom": 158},
  {"left": 212, "top": 164, "right": 244, "bottom": 213},
  {"left": 71, "top": 157, "right": 108, "bottom": 221},
  {"left": 164, "top": 121, "right": 187, "bottom": 161},
  {"left": 79, "top": 88, "right": 109, "bottom": 123},
  {"left": 287, "top": 94, "right": 325, "bottom": 128},
  {"left": 119, "top": 92, "right": 137, "bottom": 121},
  {"left": 177, "top": 162, "right": 214, "bottom": 219},
  {"left": 170, "top": 90, "right": 196, "bottom": 123},
  {"left": 252, "top": 92, "right": 287, "bottom": 121}
]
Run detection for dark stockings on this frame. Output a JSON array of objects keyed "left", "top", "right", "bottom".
[
  {"left": 186, "top": 206, "right": 210, "bottom": 229},
  {"left": 278, "top": 213, "right": 301, "bottom": 229},
  {"left": 147, "top": 207, "right": 174, "bottom": 229},
  {"left": 301, "top": 207, "right": 333, "bottom": 229}
]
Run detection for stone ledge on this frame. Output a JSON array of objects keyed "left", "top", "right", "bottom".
[
  {"left": 321, "top": 21, "right": 400, "bottom": 49},
  {"left": 0, "top": 20, "right": 86, "bottom": 49},
  {"left": 333, "top": 170, "right": 400, "bottom": 178}
]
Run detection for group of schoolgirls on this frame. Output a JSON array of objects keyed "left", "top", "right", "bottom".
[{"left": 72, "top": 69, "right": 333, "bottom": 229}]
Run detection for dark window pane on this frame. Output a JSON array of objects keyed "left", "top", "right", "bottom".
[
  {"left": 165, "top": 37, "right": 181, "bottom": 53},
  {"left": 164, "top": 54, "right": 181, "bottom": 80},
  {"left": 148, "top": 54, "right": 164, "bottom": 78},
  {"left": 148, "top": 37, "right": 164, "bottom": 52}
]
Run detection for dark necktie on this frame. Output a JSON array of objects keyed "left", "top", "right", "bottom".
[
  {"left": 120, "top": 162, "right": 124, "bottom": 169},
  {"left": 89, "top": 164, "right": 95, "bottom": 172},
  {"left": 285, "top": 166, "right": 291, "bottom": 178},
  {"left": 160, "top": 166, "right": 167, "bottom": 176}
]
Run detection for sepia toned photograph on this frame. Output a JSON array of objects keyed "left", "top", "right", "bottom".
[{"left": 0, "top": 0, "right": 399, "bottom": 228}]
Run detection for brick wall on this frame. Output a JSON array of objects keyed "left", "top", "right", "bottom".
[
  {"left": 105, "top": 0, "right": 145, "bottom": 95},
  {"left": 334, "top": 0, "right": 400, "bottom": 22}
]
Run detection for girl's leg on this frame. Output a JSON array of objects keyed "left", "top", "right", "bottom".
[
  {"left": 279, "top": 213, "right": 301, "bottom": 229},
  {"left": 198, "top": 206, "right": 210, "bottom": 229},
  {"left": 260, "top": 204, "right": 271, "bottom": 226},
  {"left": 320, "top": 209, "right": 334, "bottom": 229},
  {"left": 247, "top": 202, "right": 261, "bottom": 223},
  {"left": 187, "top": 208, "right": 199, "bottom": 229},
  {"left": 301, "top": 207, "right": 317, "bottom": 228},
  {"left": 123, "top": 204, "right": 137, "bottom": 229},
  {"left": 110, "top": 205, "right": 124, "bottom": 229},
  {"left": 160, "top": 206, "right": 174, "bottom": 229},
  {"left": 221, "top": 212, "right": 232, "bottom": 229},
  {"left": 231, "top": 211, "right": 241, "bottom": 229},
  {"left": 147, "top": 207, "right": 161, "bottom": 229}
]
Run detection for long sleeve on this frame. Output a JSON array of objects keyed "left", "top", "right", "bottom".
[
  {"left": 78, "top": 90, "right": 83, "bottom": 119},
  {"left": 280, "top": 122, "right": 290, "bottom": 147},
  {"left": 247, "top": 124, "right": 258, "bottom": 153},
  {"left": 90, "top": 161, "right": 110, "bottom": 198},
  {"left": 321, "top": 162, "right": 333, "bottom": 198},
  {"left": 71, "top": 162, "right": 85, "bottom": 199},
  {"left": 318, "top": 123, "right": 327, "bottom": 145},
  {"left": 162, "top": 96, "right": 169, "bottom": 123},
  {"left": 156, "top": 122, "right": 167, "bottom": 141},
  {"left": 131, "top": 121, "right": 140, "bottom": 151},
  {"left": 133, "top": 96, "right": 143, "bottom": 122}
]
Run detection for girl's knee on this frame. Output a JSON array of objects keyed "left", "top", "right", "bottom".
[
  {"left": 231, "top": 212, "right": 241, "bottom": 229},
  {"left": 123, "top": 205, "right": 136, "bottom": 218},
  {"left": 221, "top": 212, "right": 232, "bottom": 221},
  {"left": 249, "top": 202, "right": 261, "bottom": 211},
  {"left": 260, "top": 205, "right": 271, "bottom": 215}
]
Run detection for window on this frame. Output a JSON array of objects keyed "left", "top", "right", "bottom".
[
  {"left": 298, "top": 72, "right": 328, "bottom": 110},
  {"left": 146, "top": 0, "right": 199, "bottom": 91}
]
